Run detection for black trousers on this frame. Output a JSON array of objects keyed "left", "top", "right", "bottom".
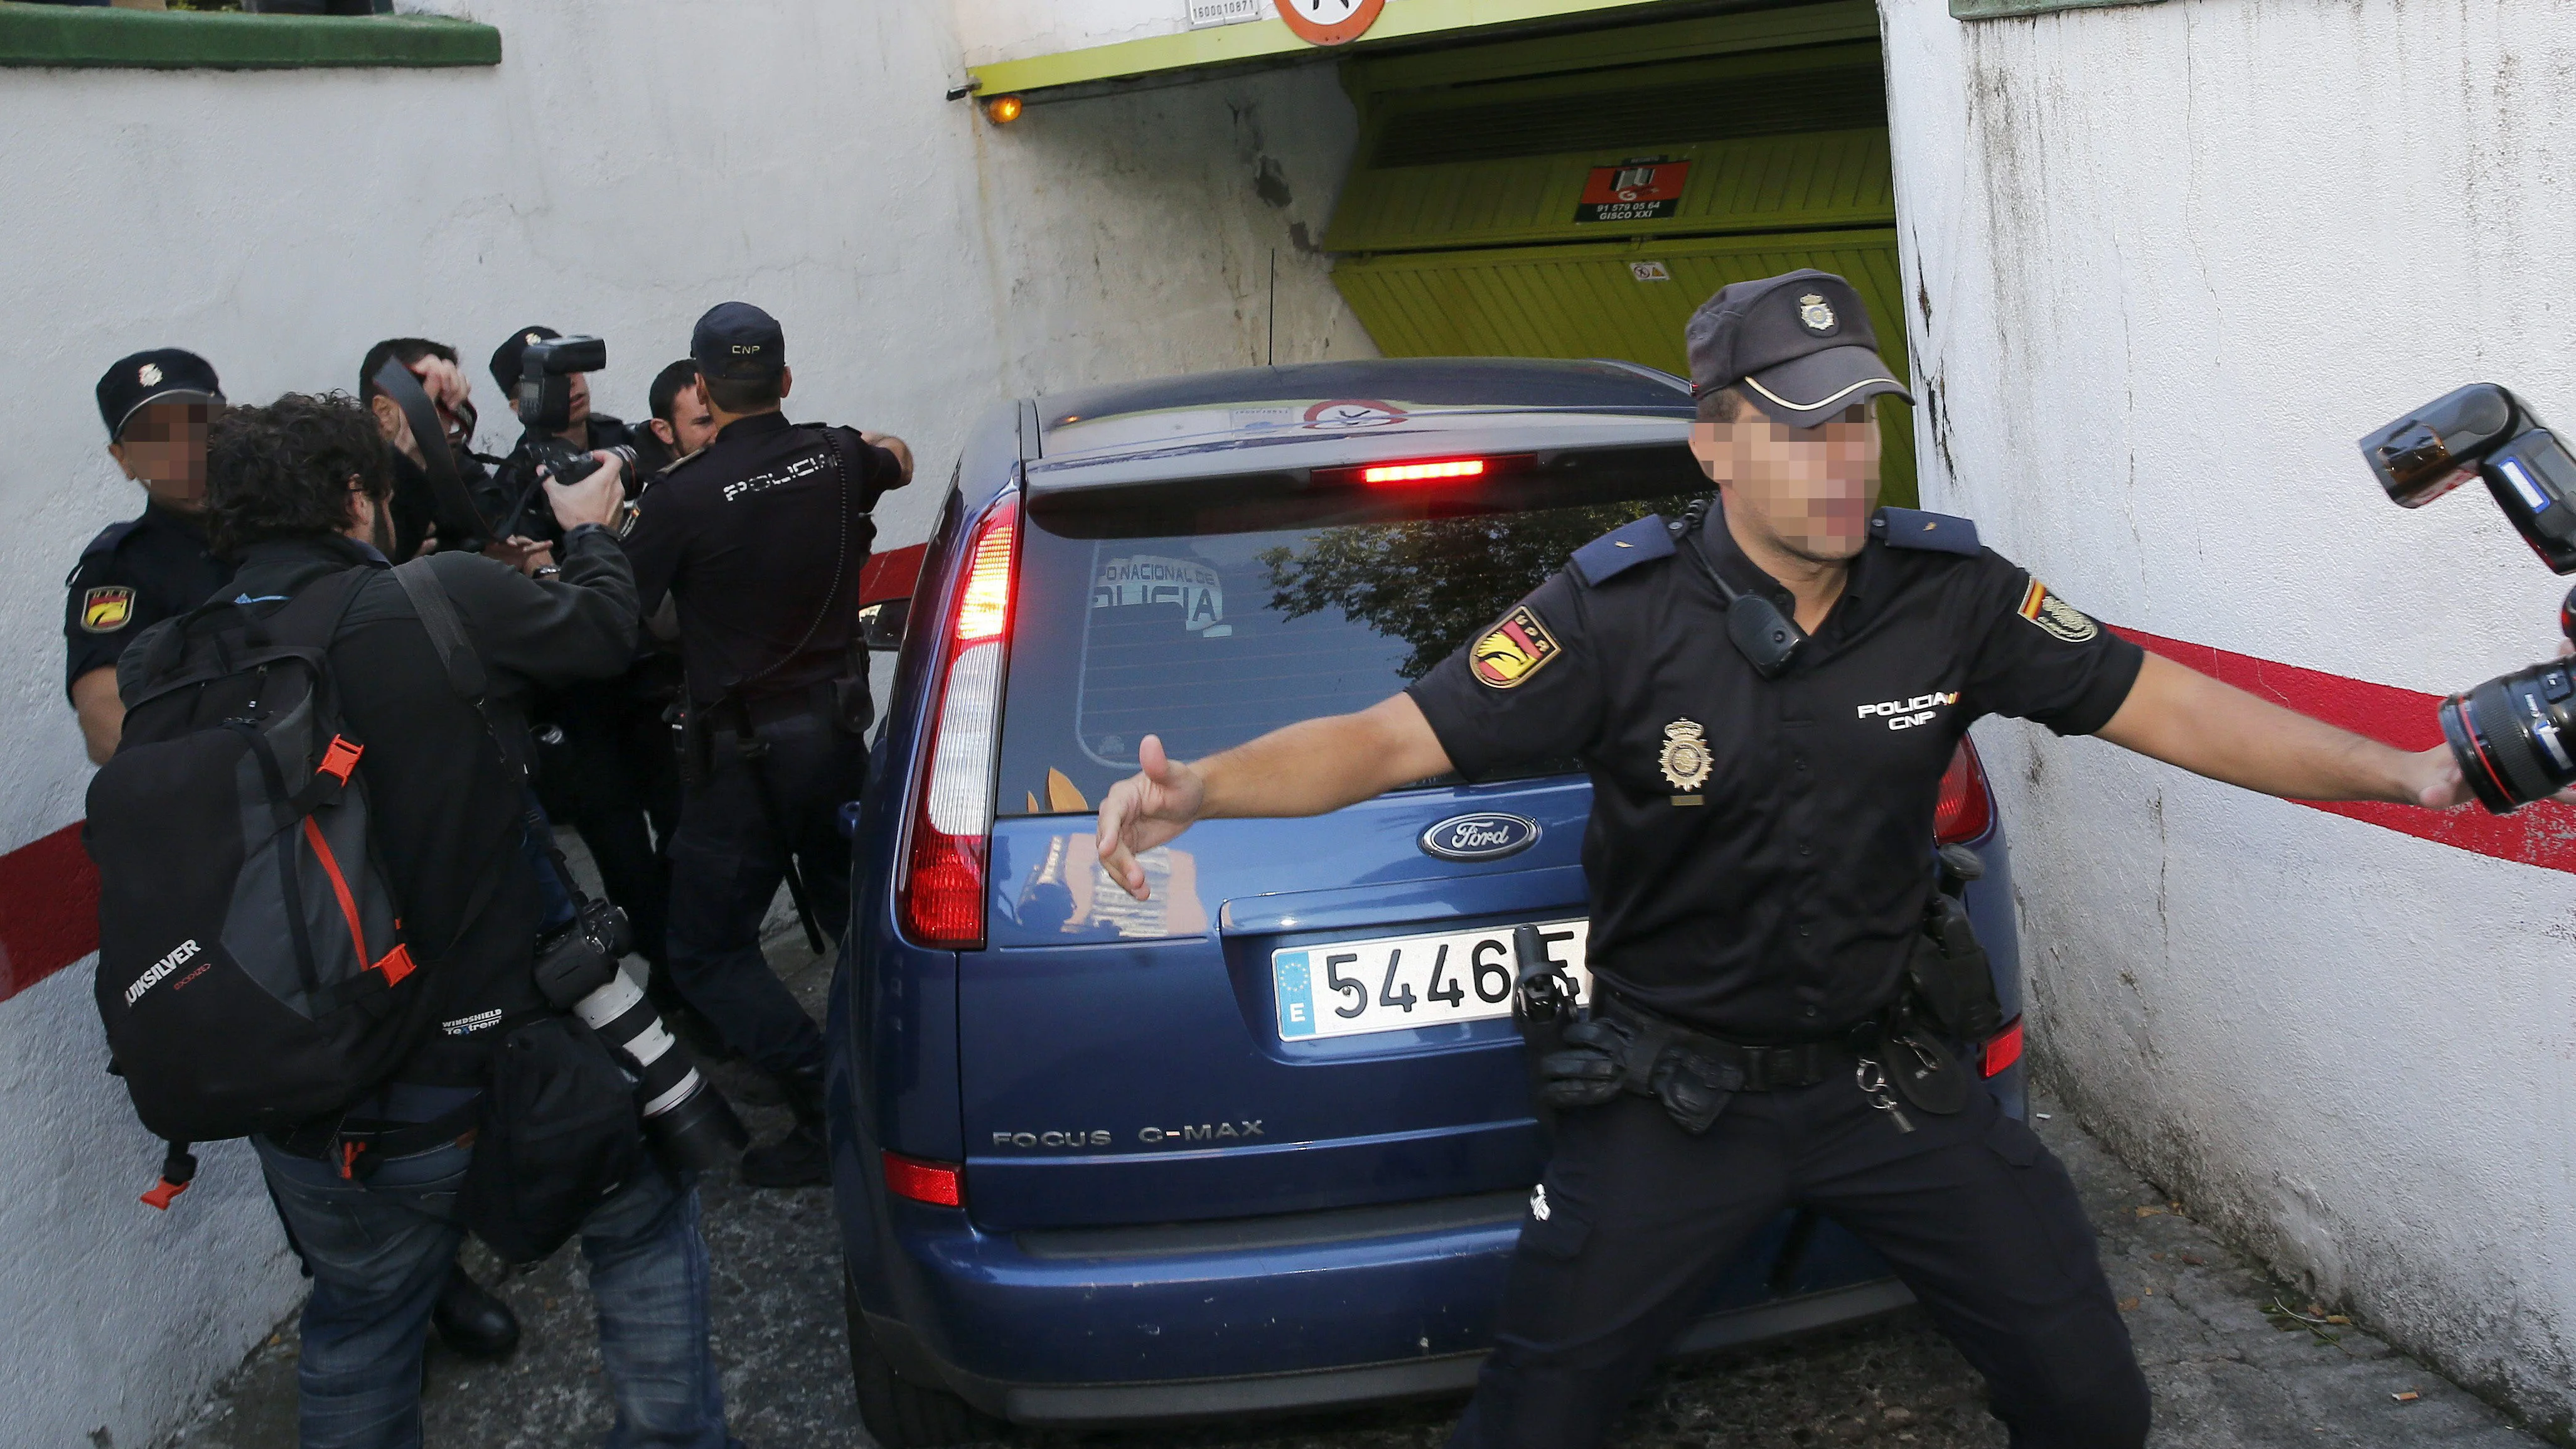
[
  {"left": 663, "top": 712, "right": 862, "bottom": 1078},
  {"left": 533, "top": 684, "right": 680, "bottom": 973},
  {"left": 1450, "top": 1077, "right": 2150, "bottom": 1449}
]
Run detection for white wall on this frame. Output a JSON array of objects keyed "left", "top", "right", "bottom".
[
  {"left": 0, "top": 4, "right": 1365, "bottom": 1442},
  {"left": 955, "top": 0, "right": 1193, "bottom": 68},
  {"left": 1884, "top": 0, "right": 2576, "bottom": 1427}
]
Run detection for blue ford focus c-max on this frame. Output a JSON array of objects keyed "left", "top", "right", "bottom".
[{"left": 828, "top": 358, "right": 2027, "bottom": 1445}]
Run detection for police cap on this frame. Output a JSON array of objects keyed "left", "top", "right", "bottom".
[
  {"left": 1685, "top": 270, "right": 1913, "bottom": 425},
  {"left": 690, "top": 302, "right": 785, "bottom": 381},
  {"left": 96, "top": 348, "right": 222, "bottom": 441},
  {"left": 489, "top": 324, "right": 563, "bottom": 392}
]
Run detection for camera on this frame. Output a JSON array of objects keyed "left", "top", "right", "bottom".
[
  {"left": 2363, "top": 383, "right": 2576, "bottom": 812},
  {"left": 500, "top": 334, "right": 636, "bottom": 537},
  {"left": 534, "top": 896, "right": 749, "bottom": 1172}
]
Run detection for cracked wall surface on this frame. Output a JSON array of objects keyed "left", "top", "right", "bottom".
[
  {"left": 1884, "top": 0, "right": 2576, "bottom": 1431},
  {"left": 0, "top": 4, "right": 1366, "bottom": 1444}
]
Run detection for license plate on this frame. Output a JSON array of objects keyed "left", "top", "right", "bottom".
[{"left": 1272, "top": 920, "right": 1590, "bottom": 1041}]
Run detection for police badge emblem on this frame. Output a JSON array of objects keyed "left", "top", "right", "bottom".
[
  {"left": 1469, "top": 606, "right": 1562, "bottom": 689},
  {"left": 82, "top": 585, "right": 135, "bottom": 633},
  {"left": 136, "top": 362, "right": 163, "bottom": 387},
  {"left": 1659, "top": 719, "right": 1713, "bottom": 791},
  {"left": 1797, "top": 293, "right": 1836, "bottom": 333},
  {"left": 2016, "top": 579, "right": 2101, "bottom": 643}
]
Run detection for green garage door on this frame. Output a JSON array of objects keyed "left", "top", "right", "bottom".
[{"left": 1324, "top": 3, "right": 1916, "bottom": 502}]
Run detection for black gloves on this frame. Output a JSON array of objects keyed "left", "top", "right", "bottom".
[
  {"left": 1536, "top": 1017, "right": 1636, "bottom": 1110},
  {"left": 1535, "top": 1013, "right": 1743, "bottom": 1135}
]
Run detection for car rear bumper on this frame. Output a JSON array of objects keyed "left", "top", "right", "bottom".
[
  {"left": 868, "top": 1276, "right": 1916, "bottom": 1427},
  {"left": 864, "top": 1188, "right": 1914, "bottom": 1426}
]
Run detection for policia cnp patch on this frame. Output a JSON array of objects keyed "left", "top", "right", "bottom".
[
  {"left": 2017, "top": 580, "right": 2100, "bottom": 644},
  {"left": 81, "top": 586, "right": 135, "bottom": 633},
  {"left": 1471, "top": 606, "right": 1562, "bottom": 688}
]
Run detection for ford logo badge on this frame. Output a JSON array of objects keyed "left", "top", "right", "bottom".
[{"left": 1419, "top": 813, "right": 1541, "bottom": 862}]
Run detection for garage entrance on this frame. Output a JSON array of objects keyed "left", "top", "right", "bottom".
[{"left": 1323, "top": 1, "right": 1916, "bottom": 502}]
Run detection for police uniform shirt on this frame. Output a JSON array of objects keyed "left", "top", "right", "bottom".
[
  {"left": 62, "top": 501, "right": 232, "bottom": 697},
  {"left": 1406, "top": 509, "right": 2144, "bottom": 1041},
  {"left": 622, "top": 411, "right": 900, "bottom": 704}
]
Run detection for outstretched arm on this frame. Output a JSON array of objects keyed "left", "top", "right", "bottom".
[
  {"left": 2095, "top": 652, "right": 2467, "bottom": 808},
  {"left": 1095, "top": 692, "right": 1454, "bottom": 900}
]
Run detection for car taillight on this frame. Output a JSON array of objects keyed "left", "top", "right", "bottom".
[
  {"left": 1934, "top": 736, "right": 1995, "bottom": 845},
  {"left": 882, "top": 1150, "right": 964, "bottom": 1207},
  {"left": 899, "top": 498, "right": 1017, "bottom": 948},
  {"left": 1982, "top": 1015, "right": 2024, "bottom": 1077}
]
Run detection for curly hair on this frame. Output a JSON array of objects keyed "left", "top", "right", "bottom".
[{"left": 205, "top": 392, "right": 392, "bottom": 557}]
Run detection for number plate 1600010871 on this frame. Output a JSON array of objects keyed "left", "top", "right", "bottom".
[{"left": 1272, "top": 921, "right": 1590, "bottom": 1042}]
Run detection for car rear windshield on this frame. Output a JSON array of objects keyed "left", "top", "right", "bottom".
[{"left": 996, "top": 459, "right": 1704, "bottom": 816}]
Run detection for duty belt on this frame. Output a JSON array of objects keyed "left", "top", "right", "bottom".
[
  {"left": 1599, "top": 995, "right": 1862, "bottom": 1091},
  {"left": 709, "top": 681, "right": 836, "bottom": 734}
]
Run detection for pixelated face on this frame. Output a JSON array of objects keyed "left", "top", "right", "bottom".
[
  {"left": 1688, "top": 402, "right": 1881, "bottom": 563},
  {"left": 110, "top": 401, "right": 215, "bottom": 508}
]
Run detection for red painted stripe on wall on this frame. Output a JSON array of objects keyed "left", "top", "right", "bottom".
[
  {"left": 2118, "top": 627, "right": 2576, "bottom": 875},
  {"left": 0, "top": 628, "right": 2559, "bottom": 1010},
  {"left": 0, "top": 822, "right": 100, "bottom": 1005}
]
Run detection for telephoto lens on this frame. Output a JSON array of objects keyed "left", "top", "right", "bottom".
[
  {"left": 2440, "top": 660, "right": 2576, "bottom": 813},
  {"left": 535, "top": 901, "right": 749, "bottom": 1171}
]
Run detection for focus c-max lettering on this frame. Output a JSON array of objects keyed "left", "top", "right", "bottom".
[{"left": 989, "top": 1121, "right": 1268, "bottom": 1150}]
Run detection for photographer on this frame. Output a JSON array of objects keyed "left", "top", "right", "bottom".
[
  {"left": 358, "top": 336, "right": 504, "bottom": 565},
  {"left": 486, "top": 324, "right": 643, "bottom": 552},
  {"left": 631, "top": 359, "right": 719, "bottom": 482},
  {"left": 187, "top": 394, "right": 739, "bottom": 1448},
  {"left": 478, "top": 328, "right": 690, "bottom": 1027}
]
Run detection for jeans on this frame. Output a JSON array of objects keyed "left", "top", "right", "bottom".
[{"left": 256, "top": 1138, "right": 738, "bottom": 1449}]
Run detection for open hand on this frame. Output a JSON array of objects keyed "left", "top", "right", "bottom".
[{"left": 1095, "top": 734, "right": 1206, "bottom": 901}]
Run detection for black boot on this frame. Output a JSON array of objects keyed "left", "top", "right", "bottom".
[
  {"left": 739, "top": 1066, "right": 829, "bottom": 1189},
  {"left": 431, "top": 1263, "right": 521, "bottom": 1360}
]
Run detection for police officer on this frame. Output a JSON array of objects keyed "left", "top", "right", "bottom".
[
  {"left": 623, "top": 301, "right": 915, "bottom": 1187},
  {"left": 71, "top": 353, "right": 525, "bottom": 1359},
  {"left": 66, "top": 350, "right": 232, "bottom": 766},
  {"left": 1094, "top": 272, "right": 2471, "bottom": 1448}
]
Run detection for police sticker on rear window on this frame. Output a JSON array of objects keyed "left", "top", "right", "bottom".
[
  {"left": 2017, "top": 579, "right": 2100, "bottom": 643},
  {"left": 1094, "top": 555, "right": 1229, "bottom": 636},
  {"left": 1470, "top": 606, "right": 1561, "bottom": 688},
  {"left": 82, "top": 586, "right": 134, "bottom": 633}
]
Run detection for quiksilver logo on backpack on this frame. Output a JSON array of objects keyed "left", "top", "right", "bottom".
[{"left": 124, "top": 939, "right": 201, "bottom": 1007}]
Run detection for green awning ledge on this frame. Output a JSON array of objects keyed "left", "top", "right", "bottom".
[
  {"left": 967, "top": 0, "right": 1675, "bottom": 97},
  {"left": 0, "top": 4, "right": 501, "bottom": 69}
]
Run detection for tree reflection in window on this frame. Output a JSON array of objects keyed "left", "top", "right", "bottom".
[{"left": 1257, "top": 492, "right": 1705, "bottom": 680}]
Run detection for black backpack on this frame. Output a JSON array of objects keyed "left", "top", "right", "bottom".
[{"left": 86, "top": 567, "right": 452, "bottom": 1207}]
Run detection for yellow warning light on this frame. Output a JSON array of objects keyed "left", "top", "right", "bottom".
[{"left": 984, "top": 95, "right": 1024, "bottom": 124}]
